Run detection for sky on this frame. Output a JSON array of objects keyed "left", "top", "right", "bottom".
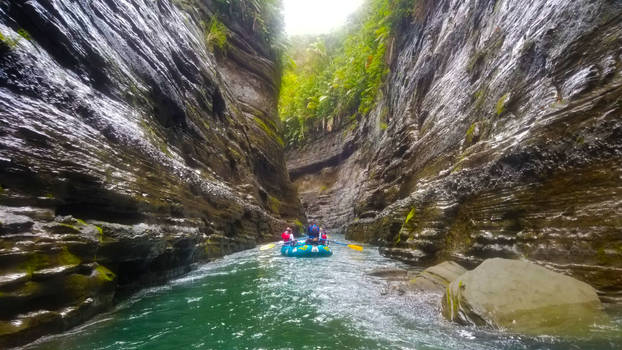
[{"left": 282, "top": 0, "right": 364, "bottom": 36}]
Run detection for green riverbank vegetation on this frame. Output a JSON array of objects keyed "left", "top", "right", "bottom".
[{"left": 279, "top": 0, "right": 417, "bottom": 147}]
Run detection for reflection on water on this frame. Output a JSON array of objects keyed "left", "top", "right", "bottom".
[{"left": 28, "top": 236, "right": 622, "bottom": 350}]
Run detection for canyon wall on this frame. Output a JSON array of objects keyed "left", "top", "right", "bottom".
[
  {"left": 0, "top": 0, "right": 302, "bottom": 347},
  {"left": 288, "top": 0, "right": 622, "bottom": 301}
]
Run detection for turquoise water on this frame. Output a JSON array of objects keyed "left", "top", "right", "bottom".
[{"left": 27, "top": 237, "right": 622, "bottom": 350}]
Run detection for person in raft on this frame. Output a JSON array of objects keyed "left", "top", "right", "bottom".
[
  {"left": 306, "top": 223, "right": 320, "bottom": 245},
  {"left": 281, "top": 227, "right": 295, "bottom": 246},
  {"left": 319, "top": 228, "right": 328, "bottom": 245}
]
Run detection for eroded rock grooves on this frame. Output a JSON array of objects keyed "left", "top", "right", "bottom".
[
  {"left": 0, "top": 0, "right": 303, "bottom": 347},
  {"left": 288, "top": 0, "right": 622, "bottom": 301}
]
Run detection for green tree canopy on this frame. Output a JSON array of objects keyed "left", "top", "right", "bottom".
[{"left": 278, "top": 0, "right": 415, "bottom": 147}]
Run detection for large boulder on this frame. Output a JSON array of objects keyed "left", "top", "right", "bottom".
[
  {"left": 442, "top": 258, "right": 606, "bottom": 335},
  {"left": 408, "top": 261, "right": 467, "bottom": 293}
]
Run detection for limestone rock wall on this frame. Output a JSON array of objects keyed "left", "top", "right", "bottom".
[
  {"left": 287, "top": 0, "right": 622, "bottom": 301},
  {"left": 0, "top": 0, "right": 303, "bottom": 346}
]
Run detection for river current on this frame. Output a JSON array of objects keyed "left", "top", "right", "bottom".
[{"left": 27, "top": 236, "right": 622, "bottom": 350}]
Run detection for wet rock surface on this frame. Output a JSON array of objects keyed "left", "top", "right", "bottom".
[
  {"left": 366, "top": 267, "right": 408, "bottom": 279},
  {"left": 0, "top": 211, "right": 33, "bottom": 235},
  {"left": 408, "top": 261, "right": 467, "bottom": 293},
  {"left": 441, "top": 258, "right": 606, "bottom": 335},
  {"left": 369, "top": 261, "right": 467, "bottom": 296},
  {"left": 287, "top": 0, "right": 622, "bottom": 300},
  {"left": 0, "top": 0, "right": 303, "bottom": 347}
]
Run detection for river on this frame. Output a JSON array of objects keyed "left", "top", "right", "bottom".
[{"left": 26, "top": 236, "right": 622, "bottom": 349}]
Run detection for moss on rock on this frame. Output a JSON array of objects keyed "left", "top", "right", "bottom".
[
  {"left": 465, "top": 123, "right": 477, "bottom": 145},
  {"left": 253, "top": 116, "right": 285, "bottom": 147},
  {"left": 21, "top": 254, "right": 50, "bottom": 276},
  {"left": 57, "top": 247, "right": 81, "bottom": 266},
  {"left": 267, "top": 195, "right": 281, "bottom": 215},
  {"left": 0, "top": 31, "right": 19, "bottom": 49},
  {"left": 94, "top": 265, "right": 116, "bottom": 282},
  {"left": 496, "top": 93, "right": 510, "bottom": 116},
  {"left": 16, "top": 29, "right": 31, "bottom": 41},
  {"left": 205, "top": 17, "right": 228, "bottom": 52}
]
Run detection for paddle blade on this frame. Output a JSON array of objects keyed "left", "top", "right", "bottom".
[
  {"left": 259, "top": 243, "right": 275, "bottom": 251},
  {"left": 347, "top": 244, "right": 363, "bottom": 251}
]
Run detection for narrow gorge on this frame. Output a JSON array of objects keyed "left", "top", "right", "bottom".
[{"left": 0, "top": 0, "right": 621, "bottom": 348}]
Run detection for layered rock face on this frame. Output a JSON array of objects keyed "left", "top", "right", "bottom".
[
  {"left": 288, "top": 0, "right": 622, "bottom": 300},
  {"left": 0, "top": 0, "right": 302, "bottom": 346}
]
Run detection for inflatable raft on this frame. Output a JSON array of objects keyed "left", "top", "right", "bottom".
[{"left": 281, "top": 242, "right": 333, "bottom": 258}]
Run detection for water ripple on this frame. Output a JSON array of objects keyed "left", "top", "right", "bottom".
[{"left": 27, "top": 236, "right": 622, "bottom": 350}]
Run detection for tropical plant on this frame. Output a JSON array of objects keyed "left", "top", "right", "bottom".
[
  {"left": 206, "top": 18, "right": 229, "bottom": 52},
  {"left": 278, "top": 0, "right": 415, "bottom": 147}
]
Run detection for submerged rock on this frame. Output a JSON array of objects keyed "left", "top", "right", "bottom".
[
  {"left": 441, "top": 258, "right": 605, "bottom": 335},
  {"left": 367, "top": 268, "right": 408, "bottom": 279}
]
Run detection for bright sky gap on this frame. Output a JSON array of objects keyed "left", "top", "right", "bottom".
[{"left": 282, "top": 0, "right": 364, "bottom": 36}]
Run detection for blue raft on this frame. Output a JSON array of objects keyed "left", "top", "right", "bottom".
[{"left": 280, "top": 242, "right": 333, "bottom": 258}]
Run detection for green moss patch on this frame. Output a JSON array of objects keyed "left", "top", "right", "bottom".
[
  {"left": 64, "top": 265, "right": 115, "bottom": 301},
  {"left": 496, "top": 93, "right": 510, "bottom": 116},
  {"left": 95, "top": 265, "right": 116, "bottom": 282},
  {"left": 21, "top": 246, "right": 82, "bottom": 275},
  {"left": 16, "top": 29, "right": 31, "bottom": 41},
  {"left": 21, "top": 254, "right": 50, "bottom": 276},
  {"left": 267, "top": 195, "right": 281, "bottom": 215},
  {"left": 404, "top": 207, "right": 416, "bottom": 225},
  {"left": 473, "top": 87, "right": 488, "bottom": 111},
  {"left": 0, "top": 31, "right": 19, "bottom": 49},
  {"left": 465, "top": 123, "right": 477, "bottom": 145},
  {"left": 205, "top": 17, "right": 228, "bottom": 52},
  {"left": 57, "top": 223, "right": 81, "bottom": 233},
  {"left": 94, "top": 225, "right": 104, "bottom": 242},
  {"left": 467, "top": 50, "right": 487, "bottom": 73},
  {"left": 395, "top": 207, "right": 416, "bottom": 244},
  {"left": 58, "top": 247, "right": 81, "bottom": 266},
  {"left": 64, "top": 274, "right": 91, "bottom": 300},
  {"left": 253, "top": 116, "right": 285, "bottom": 147}
]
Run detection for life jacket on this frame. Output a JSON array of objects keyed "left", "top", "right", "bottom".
[
  {"left": 319, "top": 233, "right": 328, "bottom": 245},
  {"left": 281, "top": 231, "right": 291, "bottom": 242}
]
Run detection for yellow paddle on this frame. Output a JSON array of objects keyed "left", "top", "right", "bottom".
[
  {"left": 345, "top": 244, "right": 363, "bottom": 251},
  {"left": 326, "top": 235, "right": 363, "bottom": 251}
]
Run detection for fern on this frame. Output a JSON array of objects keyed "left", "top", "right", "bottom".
[{"left": 205, "top": 18, "right": 228, "bottom": 52}]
